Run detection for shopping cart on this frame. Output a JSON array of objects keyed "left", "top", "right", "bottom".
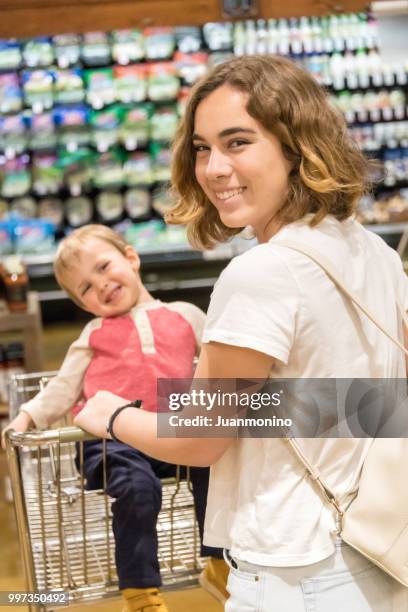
[{"left": 5, "top": 372, "right": 204, "bottom": 611}]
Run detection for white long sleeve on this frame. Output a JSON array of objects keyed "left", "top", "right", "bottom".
[{"left": 20, "top": 318, "right": 101, "bottom": 429}]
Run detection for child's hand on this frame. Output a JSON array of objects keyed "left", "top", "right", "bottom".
[
  {"left": 1, "top": 412, "right": 33, "bottom": 450},
  {"left": 74, "top": 390, "right": 129, "bottom": 439}
]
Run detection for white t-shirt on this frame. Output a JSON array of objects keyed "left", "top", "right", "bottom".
[{"left": 202, "top": 215, "right": 408, "bottom": 566}]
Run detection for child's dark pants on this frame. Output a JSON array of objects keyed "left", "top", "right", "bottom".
[{"left": 77, "top": 439, "right": 221, "bottom": 590}]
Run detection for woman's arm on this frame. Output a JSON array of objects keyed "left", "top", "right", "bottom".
[{"left": 74, "top": 342, "right": 275, "bottom": 466}]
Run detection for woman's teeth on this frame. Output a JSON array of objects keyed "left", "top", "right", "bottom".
[{"left": 216, "top": 187, "right": 245, "bottom": 201}]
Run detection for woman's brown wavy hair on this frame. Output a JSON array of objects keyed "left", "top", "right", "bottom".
[{"left": 167, "top": 54, "right": 370, "bottom": 250}]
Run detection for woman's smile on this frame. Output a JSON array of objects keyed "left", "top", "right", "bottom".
[{"left": 214, "top": 187, "right": 247, "bottom": 202}]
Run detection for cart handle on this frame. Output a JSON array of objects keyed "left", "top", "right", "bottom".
[{"left": 5, "top": 426, "right": 97, "bottom": 447}]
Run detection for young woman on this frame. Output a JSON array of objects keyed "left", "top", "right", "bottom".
[{"left": 75, "top": 55, "right": 408, "bottom": 611}]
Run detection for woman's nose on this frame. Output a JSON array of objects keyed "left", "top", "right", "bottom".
[{"left": 205, "top": 148, "right": 232, "bottom": 180}]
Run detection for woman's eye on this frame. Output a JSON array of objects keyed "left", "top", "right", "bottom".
[
  {"left": 100, "top": 262, "right": 109, "bottom": 270},
  {"left": 193, "top": 144, "right": 209, "bottom": 153},
  {"left": 230, "top": 139, "right": 248, "bottom": 148}
]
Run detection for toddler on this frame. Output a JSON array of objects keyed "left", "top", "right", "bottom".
[{"left": 3, "top": 224, "right": 227, "bottom": 612}]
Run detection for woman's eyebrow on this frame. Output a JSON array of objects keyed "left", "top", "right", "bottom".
[{"left": 192, "top": 127, "right": 257, "bottom": 141}]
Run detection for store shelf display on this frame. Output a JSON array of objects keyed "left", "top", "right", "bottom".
[{"left": 0, "top": 11, "right": 407, "bottom": 269}]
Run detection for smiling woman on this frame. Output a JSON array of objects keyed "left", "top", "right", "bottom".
[
  {"left": 73, "top": 56, "right": 408, "bottom": 612},
  {"left": 168, "top": 54, "right": 368, "bottom": 249},
  {"left": 192, "top": 86, "right": 293, "bottom": 242}
]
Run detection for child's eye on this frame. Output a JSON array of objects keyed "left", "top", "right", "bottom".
[
  {"left": 100, "top": 262, "right": 109, "bottom": 270},
  {"left": 81, "top": 284, "right": 91, "bottom": 296}
]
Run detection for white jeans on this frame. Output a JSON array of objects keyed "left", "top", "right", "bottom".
[{"left": 224, "top": 540, "right": 408, "bottom": 612}]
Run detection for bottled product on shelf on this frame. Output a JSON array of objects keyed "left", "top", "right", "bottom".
[
  {"left": 0, "top": 10, "right": 406, "bottom": 254},
  {"left": 0, "top": 254, "right": 29, "bottom": 311}
]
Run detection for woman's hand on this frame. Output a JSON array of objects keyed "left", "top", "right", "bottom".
[
  {"left": 73, "top": 390, "right": 129, "bottom": 438},
  {"left": 1, "top": 411, "right": 33, "bottom": 450}
]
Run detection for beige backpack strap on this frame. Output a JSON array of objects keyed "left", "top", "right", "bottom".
[
  {"left": 273, "top": 239, "right": 408, "bottom": 519},
  {"left": 274, "top": 240, "right": 408, "bottom": 356}
]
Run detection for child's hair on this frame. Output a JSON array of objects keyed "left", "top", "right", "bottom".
[
  {"left": 167, "top": 54, "right": 370, "bottom": 250},
  {"left": 53, "top": 224, "right": 128, "bottom": 305}
]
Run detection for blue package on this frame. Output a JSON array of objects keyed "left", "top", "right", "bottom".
[
  {"left": 13, "top": 218, "right": 56, "bottom": 254},
  {"left": 0, "top": 220, "right": 13, "bottom": 254},
  {"left": 0, "top": 39, "right": 22, "bottom": 70}
]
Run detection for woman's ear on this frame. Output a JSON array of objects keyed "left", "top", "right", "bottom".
[{"left": 125, "top": 245, "right": 141, "bottom": 272}]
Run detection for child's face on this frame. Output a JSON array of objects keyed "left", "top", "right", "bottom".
[{"left": 62, "top": 238, "right": 143, "bottom": 318}]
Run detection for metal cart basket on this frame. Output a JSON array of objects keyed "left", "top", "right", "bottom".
[{"left": 5, "top": 372, "right": 204, "bottom": 611}]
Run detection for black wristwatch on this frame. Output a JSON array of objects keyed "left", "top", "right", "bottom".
[{"left": 106, "top": 400, "right": 142, "bottom": 442}]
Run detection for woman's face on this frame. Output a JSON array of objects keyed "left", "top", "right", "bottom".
[{"left": 193, "top": 84, "right": 293, "bottom": 242}]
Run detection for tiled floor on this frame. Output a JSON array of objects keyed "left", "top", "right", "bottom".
[{"left": 0, "top": 321, "right": 223, "bottom": 612}]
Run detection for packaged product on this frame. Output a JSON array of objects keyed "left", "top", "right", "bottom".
[
  {"left": 65, "top": 196, "right": 93, "bottom": 227},
  {"left": 0, "top": 114, "right": 28, "bottom": 158},
  {"left": 124, "top": 187, "right": 151, "bottom": 220},
  {"left": 111, "top": 29, "right": 145, "bottom": 64},
  {"left": 174, "top": 26, "right": 202, "bottom": 53},
  {"left": 114, "top": 64, "right": 147, "bottom": 103},
  {"left": 54, "top": 105, "right": 90, "bottom": 150},
  {"left": 202, "top": 22, "right": 233, "bottom": 51},
  {"left": 0, "top": 73, "right": 23, "bottom": 114},
  {"left": 147, "top": 62, "right": 180, "bottom": 101},
  {"left": 96, "top": 191, "right": 125, "bottom": 223},
  {"left": 118, "top": 104, "right": 152, "bottom": 150},
  {"left": 0, "top": 40, "right": 22, "bottom": 71},
  {"left": 160, "top": 223, "right": 189, "bottom": 248},
  {"left": 28, "top": 111, "right": 57, "bottom": 151},
  {"left": 0, "top": 154, "right": 31, "bottom": 198},
  {"left": 32, "top": 152, "right": 63, "bottom": 195},
  {"left": 13, "top": 217, "right": 56, "bottom": 253},
  {"left": 10, "top": 197, "right": 37, "bottom": 219},
  {"left": 22, "top": 69, "right": 54, "bottom": 113},
  {"left": 22, "top": 37, "right": 54, "bottom": 68},
  {"left": 174, "top": 51, "right": 208, "bottom": 85},
  {"left": 93, "top": 149, "right": 124, "bottom": 188},
  {"left": 38, "top": 197, "right": 64, "bottom": 228},
  {"left": 150, "top": 144, "right": 171, "bottom": 183},
  {"left": 123, "top": 152, "right": 153, "bottom": 186},
  {"left": 84, "top": 67, "right": 115, "bottom": 109},
  {"left": 150, "top": 105, "right": 179, "bottom": 142},
  {"left": 90, "top": 106, "right": 121, "bottom": 152},
  {"left": 58, "top": 148, "right": 94, "bottom": 195},
  {"left": 54, "top": 68, "right": 84, "bottom": 104},
  {"left": 125, "top": 218, "right": 166, "bottom": 250},
  {"left": 144, "top": 27, "right": 175, "bottom": 60},
  {"left": 53, "top": 33, "right": 82, "bottom": 68},
  {"left": 81, "top": 32, "right": 111, "bottom": 66}
]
